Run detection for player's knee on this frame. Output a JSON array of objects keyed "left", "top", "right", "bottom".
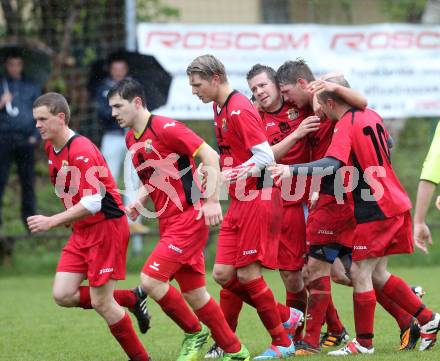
[
  {"left": 183, "top": 287, "right": 209, "bottom": 309},
  {"left": 331, "top": 269, "right": 347, "bottom": 284},
  {"left": 306, "top": 259, "right": 325, "bottom": 279},
  {"left": 90, "top": 296, "right": 110, "bottom": 312},
  {"left": 140, "top": 274, "right": 168, "bottom": 300},
  {"left": 351, "top": 267, "right": 373, "bottom": 289},
  {"left": 236, "top": 272, "right": 256, "bottom": 284},
  {"left": 372, "top": 269, "right": 389, "bottom": 289},
  {"left": 212, "top": 268, "right": 231, "bottom": 286},
  {"left": 140, "top": 278, "right": 155, "bottom": 295},
  {"left": 280, "top": 270, "right": 304, "bottom": 292},
  {"left": 349, "top": 264, "right": 362, "bottom": 282},
  {"left": 52, "top": 289, "right": 75, "bottom": 307}
]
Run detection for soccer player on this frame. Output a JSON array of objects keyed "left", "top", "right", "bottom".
[
  {"left": 247, "top": 64, "right": 317, "bottom": 341},
  {"left": 248, "top": 64, "right": 318, "bottom": 301},
  {"left": 308, "top": 76, "right": 425, "bottom": 352},
  {"left": 28, "top": 92, "right": 151, "bottom": 361},
  {"left": 187, "top": 54, "right": 300, "bottom": 360},
  {"left": 275, "top": 60, "right": 367, "bottom": 354},
  {"left": 107, "top": 78, "right": 250, "bottom": 361},
  {"left": 270, "top": 76, "right": 440, "bottom": 355},
  {"left": 204, "top": 64, "right": 319, "bottom": 358},
  {"left": 414, "top": 120, "right": 440, "bottom": 254}
]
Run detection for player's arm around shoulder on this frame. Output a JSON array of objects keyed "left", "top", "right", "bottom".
[
  {"left": 309, "top": 78, "right": 367, "bottom": 110},
  {"left": 194, "top": 143, "right": 223, "bottom": 227}
]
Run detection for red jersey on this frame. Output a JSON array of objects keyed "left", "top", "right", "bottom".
[
  {"left": 45, "top": 134, "right": 124, "bottom": 229},
  {"left": 289, "top": 105, "right": 334, "bottom": 160},
  {"left": 214, "top": 91, "right": 268, "bottom": 198},
  {"left": 309, "top": 117, "right": 335, "bottom": 161},
  {"left": 325, "top": 108, "right": 412, "bottom": 222},
  {"left": 289, "top": 106, "right": 337, "bottom": 198},
  {"left": 126, "top": 115, "right": 204, "bottom": 219},
  {"left": 261, "top": 102, "right": 310, "bottom": 205}
]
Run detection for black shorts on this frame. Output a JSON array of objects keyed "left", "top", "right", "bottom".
[{"left": 309, "top": 243, "right": 352, "bottom": 264}]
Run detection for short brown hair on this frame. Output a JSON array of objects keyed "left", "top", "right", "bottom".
[
  {"left": 317, "top": 76, "right": 351, "bottom": 104},
  {"left": 246, "top": 64, "right": 278, "bottom": 86},
  {"left": 186, "top": 54, "right": 228, "bottom": 83},
  {"left": 108, "top": 78, "right": 147, "bottom": 108},
  {"left": 33, "top": 92, "right": 71, "bottom": 124},
  {"left": 276, "top": 58, "right": 315, "bottom": 85}
]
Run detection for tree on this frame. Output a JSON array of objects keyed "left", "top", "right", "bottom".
[{"left": 379, "top": 0, "right": 428, "bottom": 22}]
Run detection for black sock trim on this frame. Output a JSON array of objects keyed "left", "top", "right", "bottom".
[
  {"left": 414, "top": 304, "right": 426, "bottom": 318},
  {"left": 357, "top": 333, "right": 374, "bottom": 339}
]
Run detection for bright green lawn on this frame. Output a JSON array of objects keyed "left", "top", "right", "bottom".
[{"left": 1, "top": 267, "right": 439, "bottom": 361}]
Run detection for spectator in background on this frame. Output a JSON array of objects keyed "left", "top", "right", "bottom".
[
  {"left": 414, "top": 120, "right": 440, "bottom": 254},
  {"left": 95, "top": 55, "right": 128, "bottom": 180},
  {"left": 93, "top": 55, "right": 149, "bottom": 236},
  {"left": 0, "top": 50, "right": 40, "bottom": 264}
]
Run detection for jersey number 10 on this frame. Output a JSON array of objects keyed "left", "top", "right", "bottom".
[{"left": 363, "top": 123, "right": 391, "bottom": 166}]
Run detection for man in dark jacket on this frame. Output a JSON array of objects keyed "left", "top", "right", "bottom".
[
  {"left": 0, "top": 50, "right": 40, "bottom": 264},
  {"left": 94, "top": 56, "right": 129, "bottom": 180}
]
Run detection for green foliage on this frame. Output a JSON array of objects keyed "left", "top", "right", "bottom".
[
  {"left": 82, "top": 47, "right": 98, "bottom": 67},
  {"left": 46, "top": 76, "right": 67, "bottom": 94},
  {"left": 379, "top": 0, "right": 428, "bottom": 22},
  {"left": 1, "top": 267, "right": 439, "bottom": 360},
  {"left": 137, "top": 0, "right": 180, "bottom": 22}
]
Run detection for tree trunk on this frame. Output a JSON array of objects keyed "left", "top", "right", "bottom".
[{"left": 1, "top": 0, "right": 21, "bottom": 36}]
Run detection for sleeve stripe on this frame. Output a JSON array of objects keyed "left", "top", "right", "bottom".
[
  {"left": 419, "top": 178, "right": 439, "bottom": 186},
  {"left": 192, "top": 142, "right": 206, "bottom": 158}
]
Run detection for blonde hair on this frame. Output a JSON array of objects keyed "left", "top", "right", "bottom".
[{"left": 186, "top": 54, "right": 228, "bottom": 83}]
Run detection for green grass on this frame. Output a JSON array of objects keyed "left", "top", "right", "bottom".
[{"left": 1, "top": 267, "right": 439, "bottom": 361}]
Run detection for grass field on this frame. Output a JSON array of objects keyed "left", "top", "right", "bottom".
[{"left": 1, "top": 267, "right": 439, "bottom": 361}]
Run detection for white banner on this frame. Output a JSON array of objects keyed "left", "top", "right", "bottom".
[{"left": 137, "top": 23, "right": 440, "bottom": 120}]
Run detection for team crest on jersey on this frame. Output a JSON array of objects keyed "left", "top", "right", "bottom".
[
  {"left": 279, "top": 121, "right": 291, "bottom": 134},
  {"left": 61, "top": 160, "right": 69, "bottom": 168},
  {"left": 144, "top": 139, "right": 153, "bottom": 153},
  {"left": 221, "top": 118, "right": 228, "bottom": 131},
  {"left": 287, "top": 108, "right": 300, "bottom": 120}
]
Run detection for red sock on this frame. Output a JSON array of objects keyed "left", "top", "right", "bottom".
[
  {"left": 353, "top": 290, "right": 376, "bottom": 348},
  {"left": 242, "top": 277, "right": 291, "bottom": 347},
  {"left": 303, "top": 276, "right": 331, "bottom": 348},
  {"left": 326, "top": 296, "right": 344, "bottom": 334},
  {"left": 114, "top": 290, "right": 137, "bottom": 308},
  {"left": 79, "top": 286, "right": 92, "bottom": 309},
  {"left": 157, "top": 285, "right": 201, "bottom": 334},
  {"left": 195, "top": 297, "right": 241, "bottom": 353},
  {"left": 287, "top": 289, "right": 308, "bottom": 340},
  {"left": 224, "top": 277, "right": 253, "bottom": 304},
  {"left": 78, "top": 286, "right": 137, "bottom": 309},
  {"left": 224, "top": 277, "right": 290, "bottom": 324},
  {"left": 109, "top": 312, "right": 149, "bottom": 361},
  {"left": 286, "top": 289, "right": 307, "bottom": 314},
  {"left": 381, "top": 275, "right": 433, "bottom": 325},
  {"left": 375, "top": 288, "right": 412, "bottom": 330},
  {"left": 220, "top": 288, "right": 243, "bottom": 332},
  {"left": 277, "top": 303, "right": 291, "bottom": 323}
]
